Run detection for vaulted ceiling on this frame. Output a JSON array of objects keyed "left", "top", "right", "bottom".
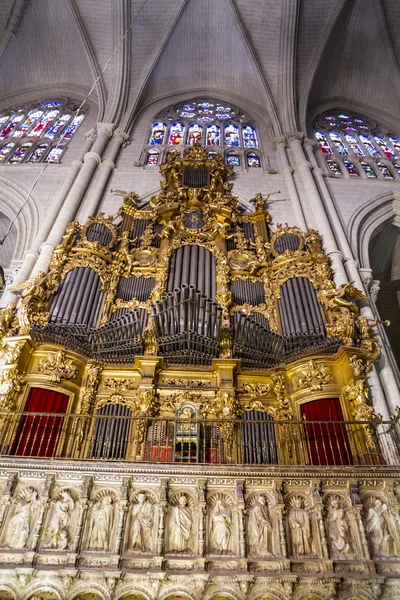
[{"left": 0, "top": 0, "right": 399, "bottom": 135}]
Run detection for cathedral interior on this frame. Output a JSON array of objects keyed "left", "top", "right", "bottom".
[{"left": 1, "top": 1, "right": 400, "bottom": 599}]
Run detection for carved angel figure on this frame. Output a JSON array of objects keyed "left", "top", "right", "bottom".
[
  {"left": 288, "top": 496, "right": 313, "bottom": 557},
  {"left": 0, "top": 302, "right": 16, "bottom": 337},
  {"left": 365, "top": 497, "right": 398, "bottom": 558},
  {"left": 44, "top": 491, "right": 74, "bottom": 550},
  {"left": 326, "top": 496, "right": 354, "bottom": 559},
  {"left": 317, "top": 281, "right": 368, "bottom": 345},
  {"left": 130, "top": 492, "right": 154, "bottom": 552},
  {"left": 247, "top": 494, "right": 273, "bottom": 556},
  {"left": 168, "top": 494, "right": 193, "bottom": 552},
  {"left": 2, "top": 488, "right": 40, "bottom": 549},
  {"left": 88, "top": 495, "right": 114, "bottom": 551},
  {"left": 209, "top": 498, "right": 232, "bottom": 554}
]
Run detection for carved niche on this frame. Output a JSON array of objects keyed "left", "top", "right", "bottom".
[
  {"left": 41, "top": 487, "right": 80, "bottom": 551},
  {"left": 207, "top": 492, "right": 237, "bottom": 556},
  {"left": 126, "top": 490, "right": 158, "bottom": 554},
  {"left": 0, "top": 486, "right": 41, "bottom": 550},
  {"left": 286, "top": 493, "right": 321, "bottom": 559},
  {"left": 324, "top": 493, "right": 357, "bottom": 560},
  {"left": 84, "top": 489, "right": 118, "bottom": 552},
  {"left": 246, "top": 492, "right": 280, "bottom": 557},
  {"left": 166, "top": 491, "right": 196, "bottom": 554},
  {"left": 362, "top": 494, "right": 400, "bottom": 559}
]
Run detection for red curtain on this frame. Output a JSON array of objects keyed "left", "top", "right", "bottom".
[
  {"left": 11, "top": 388, "right": 69, "bottom": 457},
  {"left": 301, "top": 398, "right": 353, "bottom": 466}
]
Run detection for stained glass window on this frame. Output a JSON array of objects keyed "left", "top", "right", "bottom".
[
  {"left": 145, "top": 99, "right": 260, "bottom": 163},
  {"left": 224, "top": 124, "right": 239, "bottom": 147},
  {"left": 374, "top": 136, "right": 395, "bottom": 159},
  {"left": 0, "top": 99, "right": 87, "bottom": 163},
  {"left": 0, "top": 114, "right": 25, "bottom": 139},
  {"left": 247, "top": 153, "right": 261, "bottom": 168},
  {"left": 149, "top": 122, "right": 167, "bottom": 145},
  {"left": 388, "top": 136, "right": 400, "bottom": 157},
  {"left": 343, "top": 160, "right": 359, "bottom": 176},
  {"left": 45, "top": 144, "right": 66, "bottom": 163},
  {"left": 393, "top": 163, "right": 400, "bottom": 175},
  {"left": 27, "top": 143, "right": 49, "bottom": 163},
  {"left": 30, "top": 110, "right": 59, "bottom": 137},
  {"left": 345, "top": 134, "right": 364, "bottom": 156},
  {"left": 8, "top": 142, "right": 33, "bottom": 163},
  {"left": 242, "top": 126, "right": 258, "bottom": 148},
  {"left": 359, "top": 135, "right": 380, "bottom": 157},
  {"left": 314, "top": 131, "right": 331, "bottom": 155},
  {"left": 226, "top": 152, "right": 240, "bottom": 167},
  {"left": 377, "top": 162, "right": 394, "bottom": 179},
  {"left": 326, "top": 159, "right": 342, "bottom": 175},
  {"left": 187, "top": 123, "right": 203, "bottom": 146},
  {"left": 0, "top": 142, "right": 16, "bottom": 162},
  {"left": 206, "top": 124, "right": 220, "bottom": 146},
  {"left": 328, "top": 132, "right": 348, "bottom": 155},
  {"left": 146, "top": 150, "right": 159, "bottom": 166},
  {"left": 360, "top": 161, "right": 376, "bottom": 178},
  {"left": 168, "top": 122, "right": 185, "bottom": 145}
]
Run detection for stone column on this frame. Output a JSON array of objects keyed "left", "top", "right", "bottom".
[
  {"left": 30, "top": 123, "right": 114, "bottom": 278},
  {"left": 76, "top": 128, "right": 130, "bottom": 223},
  {"left": 288, "top": 133, "right": 348, "bottom": 285},
  {"left": 273, "top": 136, "right": 307, "bottom": 230},
  {"left": 0, "top": 131, "right": 97, "bottom": 306}
]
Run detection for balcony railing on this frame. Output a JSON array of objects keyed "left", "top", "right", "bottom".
[{"left": 0, "top": 412, "right": 399, "bottom": 467}]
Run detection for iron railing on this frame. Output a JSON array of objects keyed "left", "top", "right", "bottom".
[{"left": 0, "top": 412, "right": 398, "bottom": 467}]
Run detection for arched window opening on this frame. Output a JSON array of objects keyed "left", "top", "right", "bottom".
[
  {"left": 226, "top": 151, "right": 240, "bottom": 167},
  {"left": 144, "top": 98, "right": 261, "bottom": 166},
  {"left": 146, "top": 149, "right": 159, "bottom": 166},
  {"left": 247, "top": 152, "right": 261, "bottom": 168},
  {"left": 313, "top": 110, "right": 400, "bottom": 180},
  {"left": 0, "top": 99, "right": 87, "bottom": 164}
]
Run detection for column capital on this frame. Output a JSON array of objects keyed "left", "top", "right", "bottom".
[
  {"left": 303, "top": 136, "right": 316, "bottom": 148},
  {"left": 113, "top": 128, "right": 130, "bottom": 147},
  {"left": 84, "top": 128, "right": 97, "bottom": 142},
  {"left": 286, "top": 131, "right": 304, "bottom": 146},
  {"left": 272, "top": 135, "right": 287, "bottom": 151},
  {"left": 96, "top": 122, "right": 115, "bottom": 138},
  {"left": 83, "top": 151, "right": 102, "bottom": 165}
]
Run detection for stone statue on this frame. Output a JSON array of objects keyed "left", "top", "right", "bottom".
[
  {"left": 88, "top": 495, "right": 114, "bottom": 551},
  {"left": 365, "top": 497, "right": 398, "bottom": 558},
  {"left": 2, "top": 488, "right": 40, "bottom": 549},
  {"left": 168, "top": 493, "right": 193, "bottom": 552},
  {"left": 288, "top": 496, "right": 313, "bottom": 557},
  {"left": 247, "top": 494, "right": 273, "bottom": 556},
  {"left": 130, "top": 492, "right": 154, "bottom": 552},
  {"left": 209, "top": 498, "right": 232, "bottom": 554},
  {"left": 44, "top": 491, "right": 74, "bottom": 550},
  {"left": 326, "top": 496, "right": 354, "bottom": 559}
]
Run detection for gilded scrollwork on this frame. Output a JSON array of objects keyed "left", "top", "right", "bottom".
[
  {"left": 38, "top": 350, "right": 77, "bottom": 383},
  {"left": 0, "top": 367, "right": 24, "bottom": 411},
  {"left": 295, "top": 360, "right": 332, "bottom": 391}
]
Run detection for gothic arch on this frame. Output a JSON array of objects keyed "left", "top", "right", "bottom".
[
  {"left": 21, "top": 584, "right": 62, "bottom": 600},
  {"left": 113, "top": 584, "right": 152, "bottom": 600},
  {"left": 0, "top": 175, "right": 42, "bottom": 261}
]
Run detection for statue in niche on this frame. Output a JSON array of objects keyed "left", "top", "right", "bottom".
[
  {"left": 2, "top": 487, "right": 40, "bottom": 549},
  {"left": 44, "top": 490, "right": 75, "bottom": 550},
  {"left": 209, "top": 497, "right": 232, "bottom": 554},
  {"left": 365, "top": 497, "right": 399, "bottom": 558},
  {"left": 168, "top": 493, "right": 193, "bottom": 553},
  {"left": 326, "top": 495, "right": 354, "bottom": 559},
  {"left": 288, "top": 495, "right": 314, "bottom": 558},
  {"left": 130, "top": 492, "right": 154, "bottom": 552},
  {"left": 88, "top": 495, "right": 115, "bottom": 551},
  {"left": 247, "top": 494, "right": 274, "bottom": 556}
]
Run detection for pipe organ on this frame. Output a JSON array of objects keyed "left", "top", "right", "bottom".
[{"left": 0, "top": 146, "right": 396, "bottom": 598}]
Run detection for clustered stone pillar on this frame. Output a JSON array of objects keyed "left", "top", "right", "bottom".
[{"left": 273, "top": 135, "right": 307, "bottom": 231}]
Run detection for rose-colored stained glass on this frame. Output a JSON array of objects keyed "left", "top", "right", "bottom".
[
  {"left": 343, "top": 160, "right": 359, "bottom": 176},
  {"left": 168, "top": 122, "right": 185, "bottom": 145},
  {"left": 146, "top": 150, "right": 159, "bottom": 165},
  {"left": 187, "top": 123, "right": 202, "bottom": 146},
  {"left": 0, "top": 114, "right": 25, "bottom": 139},
  {"left": 13, "top": 110, "right": 44, "bottom": 138},
  {"left": 374, "top": 136, "right": 395, "bottom": 159},
  {"left": 360, "top": 161, "right": 376, "bottom": 178},
  {"left": 30, "top": 110, "right": 59, "bottom": 138},
  {"left": 315, "top": 131, "right": 331, "bottom": 155}
]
